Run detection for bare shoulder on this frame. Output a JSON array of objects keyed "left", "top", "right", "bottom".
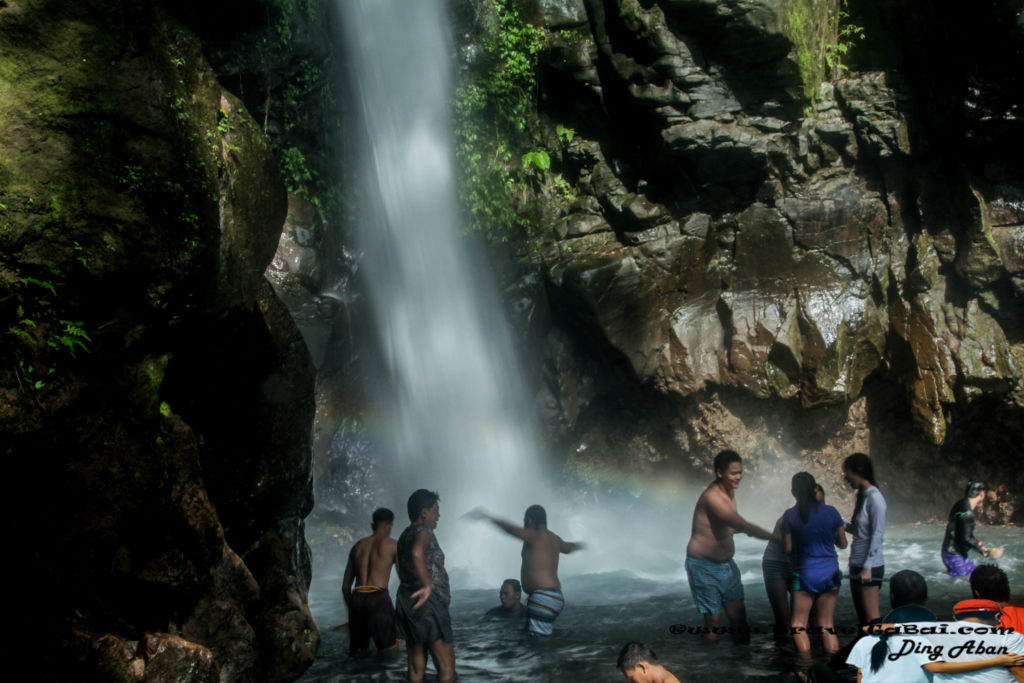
[{"left": 694, "top": 485, "right": 714, "bottom": 508}]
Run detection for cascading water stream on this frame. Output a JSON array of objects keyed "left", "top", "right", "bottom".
[{"left": 337, "top": 0, "right": 547, "bottom": 585}]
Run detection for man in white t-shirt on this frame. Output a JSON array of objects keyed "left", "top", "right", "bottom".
[
  {"left": 924, "top": 600, "right": 1024, "bottom": 683},
  {"left": 848, "top": 580, "right": 1024, "bottom": 682}
]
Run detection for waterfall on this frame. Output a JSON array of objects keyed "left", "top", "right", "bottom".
[{"left": 337, "top": 0, "right": 545, "bottom": 586}]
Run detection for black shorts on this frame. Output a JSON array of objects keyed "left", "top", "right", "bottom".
[
  {"left": 396, "top": 589, "right": 453, "bottom": 644},
  {"left": 349, "top": 588, "right": 398, "bottom": 654},
  {"left": 849, "top": 565, "right": 884, "bottom": 588}
]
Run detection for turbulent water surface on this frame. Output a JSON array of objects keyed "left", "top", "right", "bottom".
[{"left": 299, "top": 525, "right": 1022, "bottom": 682}]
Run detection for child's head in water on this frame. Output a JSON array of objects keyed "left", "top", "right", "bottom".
[{"left": 616, "top": 642, "right": 680, "bottom": 683}]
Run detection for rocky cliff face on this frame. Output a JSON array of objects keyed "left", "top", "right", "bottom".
[
  {"left": 454, "top": 0, "right": 1024, "bottom": 519},
  {"left": 1, "top": 1, "right": 316, "bottom": 680}
]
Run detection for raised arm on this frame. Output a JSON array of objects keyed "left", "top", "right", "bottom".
[
  {"left": 465, "top": 507, "right": 536, "bottom": 542},
  {"left": 706, "top": 495, "right": 773, "bottom": 540},
  {"left": 558, "top": 537, "right": 585, "bottom": 554}
]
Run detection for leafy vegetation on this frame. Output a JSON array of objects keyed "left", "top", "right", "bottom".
[
  {"left": 783, "top": 0, "right": 864, "bottom": 110},
  {"left": 6, "top": 275, "right": 92, "bottom": 396},
  {"left": 452, "top": 0, "right": 547, "bottom": 242},
  {"left": 825, "top": 11, "right": 865, "bottom": 80},
  {"left": 265, "top": 8, "right": 339, "bottom": 216}
]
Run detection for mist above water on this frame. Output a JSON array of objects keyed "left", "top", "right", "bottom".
[{"left": 332, "top": 0, "right": 795, "bottom": 589}]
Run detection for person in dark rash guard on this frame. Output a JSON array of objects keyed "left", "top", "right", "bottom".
[
  {"left": 395, "top": 489, "right": 455, "bottom": 683},
  {"left": 941, "top": 480, "right": 993, "bottom": 577}
]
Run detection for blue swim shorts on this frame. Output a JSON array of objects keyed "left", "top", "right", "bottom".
[{"left": 686, "top": 556, "right": 744, "bottom": 615}]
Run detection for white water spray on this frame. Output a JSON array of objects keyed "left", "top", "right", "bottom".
[{"left": 338, "top": 0, "right": 546, "bottom": 586}]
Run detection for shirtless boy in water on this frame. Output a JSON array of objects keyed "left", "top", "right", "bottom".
[
  {"left": 686, "top": 450, "right": 775, "bottom": 643},
  {"left": 468, "top": 505, "right": 585, "bottom": 637},
  {"left": 342, "top": 508, "right": 400, "bottom": 655}
]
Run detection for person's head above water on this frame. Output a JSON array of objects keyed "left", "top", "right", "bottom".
[
  {"left": 970, "top": 564, "right": 1010, "bottom": 603},
  {"left": 965, "top": 479, "right": 986, "bottom": 506},
  {"left": 407, "top": 489, "right": 440, "bottom": 524},
  {"left": 371, "top": 507, "right": 394, "bottom": 531},
  {"left": 842, "top": 452, "right": 876, "bottom": 487},
  {"left": 499, "top": 579, "right": 522, "bottom": 609},
  {"left": 889, "top": 569, "right": 929, "bottom": 609},
  {"left": 713, "top": 449, "right": 742, "bottom": 475},
  {"left": 713, "top": 450, "right": 743, "bottom": 490},
  {"left": 617, "top": 642, "right": 679, "bottom": 683},
  {"left": 524, "top": 504, "right": 547, "bottom": 528}
]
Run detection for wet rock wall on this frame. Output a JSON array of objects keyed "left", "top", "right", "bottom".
[
  {"left": 1, "top": 1, "right": 317, "bottom": 680},
  {"left": 476, "top": 0, "right": 1024, "bottom": 519}
]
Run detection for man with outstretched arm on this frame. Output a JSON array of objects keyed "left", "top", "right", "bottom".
[
  {"left": 342, "top": 507, "right": 400, "bottom": 656},
  {"left": 685, "top": 449, "right": 776, "bottom": 643},
  {"left": 467, "top": 504, "right": 584, "bottom": 637}
]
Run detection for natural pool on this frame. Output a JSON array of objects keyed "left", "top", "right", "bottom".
[{"left": 298, "top": 525, "right": 1022, "bottom": 682}]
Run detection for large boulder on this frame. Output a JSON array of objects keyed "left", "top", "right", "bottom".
[{"left": 1, "top": 1, "right": 316, "bottom": 680}]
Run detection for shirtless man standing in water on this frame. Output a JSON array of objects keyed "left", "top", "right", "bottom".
[
  {"left": 686, "top": 450, "right": 775, "bottom": 643},
  {"left": 342, "top": 508, "right": 400, "bottom": 655},
  {"left": 469, "top": 505, "right": 585, "bottom": 637}
]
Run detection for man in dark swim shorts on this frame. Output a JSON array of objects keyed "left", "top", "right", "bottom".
[
  {"left": 396, "top": 489, "right": 455, "bottom": 683},
  {"left": 342, "top": 508, "right": 399, "bottom": 655}
]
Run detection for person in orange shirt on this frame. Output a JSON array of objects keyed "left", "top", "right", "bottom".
[{"left": 971, "top": 565, "right": 1024, "bottom": 632}]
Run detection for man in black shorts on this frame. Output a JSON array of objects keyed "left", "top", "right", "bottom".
[
  {"left": 396, "top": 490, "right": 455, "bottom": 683},
  {"left": 342, "top": 508, "right": 400, "bottom": 655}
]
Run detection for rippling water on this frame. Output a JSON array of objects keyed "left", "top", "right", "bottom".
[{"left": 298, "top": 525, "right": 1022, "bottom": 682}]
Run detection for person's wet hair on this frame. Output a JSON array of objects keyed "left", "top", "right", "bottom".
[
  {"left": 844, "top": 452, "right": 876, "bottom": 522},
  {"left": 524, "top": 504, "right": 547, "bottom": 527},
  {"left": 372, "top": 508, "right": 395, "bottom": 527},
  {"left": 617, "top": 641, "right": 658, "bottom": 671},
  {"left": 889, "top": 569, "right": 928, "bottom": 608},
  {"left": 965, "top": 480, "right": 987, "bottom": 498},
  {"left": 870, "top": 603, "right": 936, "bottom": 673},
  {"left": 713, "top": 449, "right": 742, "bottom": 475},
  {"left": 501, "top": 578, "right": 522, "bottom": 594},
  {"left": 871, "top": 570, "right": 934, "bottom": 675},
  {"left": 970, "top": 564, "right": 1010, "bottom": 602},
  {"left": 791, "top": 472, "right": 819, "bottom": 523},
  {"left": 406, "top": 489, "right": 440, "bottom": 523},
  {"left": 842, "top": 452, "right": 876, "bottom": 485}
]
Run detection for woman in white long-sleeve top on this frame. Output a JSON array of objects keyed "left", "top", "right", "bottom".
[{"left": 842, "top": 452, "right": 886, "bottom": 627}]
